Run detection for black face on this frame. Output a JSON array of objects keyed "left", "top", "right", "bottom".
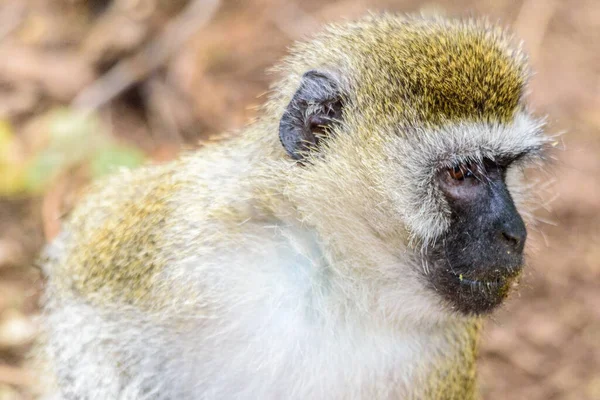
[{"left": 427, "top": 158, "right": 527, "bottom": 315}]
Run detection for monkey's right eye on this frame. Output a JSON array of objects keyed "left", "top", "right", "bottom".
[{"left": 447, "top": 163, "right": 476, "bottom": 181}]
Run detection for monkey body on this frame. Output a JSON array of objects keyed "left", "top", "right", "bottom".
[
  {"left": 39, "top": 14, "right": 548, "bottom": 399},
  {"left": 43, "top": 135, "right": 479, "bottom": 399}
]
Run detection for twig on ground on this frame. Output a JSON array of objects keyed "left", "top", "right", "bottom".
[
  {"left": 72, "top": 0, "right": 221, "bottom": 112},
  {"left": 0, "top": 43, "right": 94, "bottom": 102}
]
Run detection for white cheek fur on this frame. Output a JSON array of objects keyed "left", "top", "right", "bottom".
[{"left": 385, "top": 112, "right": 547, "bottom": 248}]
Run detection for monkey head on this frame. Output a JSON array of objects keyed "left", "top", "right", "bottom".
[{"left": 273, "top": 15, "right": 549, "bottom": 317}]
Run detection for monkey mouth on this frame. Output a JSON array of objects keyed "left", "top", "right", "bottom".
[
  {"left": 453, "top": 274, "right": 504, "bottom": 287},
  {"left": 449, "top": 271, "right": 517, "bottom": 293},
  {"left": 433, "top": 268, "right": 523, "bottom": 315},
  {"left": 449, "top": 268, "right": 521, "bottom": 289}
]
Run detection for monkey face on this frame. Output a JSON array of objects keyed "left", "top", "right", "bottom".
[
  {"left": 425, "top": 157, "right": 528, "bottom": 315},
  {"left": 274, "top": 19, "right": 551, "bottom": 320}
]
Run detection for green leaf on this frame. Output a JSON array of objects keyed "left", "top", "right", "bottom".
[
  {"left": 23, "top": 151, "right": 66, "bottom": 193},
  {"left": 90, "top": 146, "right": 146, "bottom": 178}
]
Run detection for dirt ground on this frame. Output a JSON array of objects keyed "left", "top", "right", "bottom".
[{"left": 0, "top": 0, "right": 598, "bottom": 399}]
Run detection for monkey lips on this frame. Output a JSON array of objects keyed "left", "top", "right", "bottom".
[{"left": 430, "top": 260, "right": 524, "bottom": 315}]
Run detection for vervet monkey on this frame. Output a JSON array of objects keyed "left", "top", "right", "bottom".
[{"left": 38, "top": 13, "right": 549, "bottom": 400}]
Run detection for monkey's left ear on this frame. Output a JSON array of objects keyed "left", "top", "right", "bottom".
[{"left": 279, "top": 70, "right": 344, "bottom": 161}]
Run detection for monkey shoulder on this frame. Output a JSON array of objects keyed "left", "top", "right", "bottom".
[{"left": 43, "top": 153, "right": 256, "bottom": 309}]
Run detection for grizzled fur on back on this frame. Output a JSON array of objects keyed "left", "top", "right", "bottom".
[{"left": 36, "top": 13, "right": 548, "bottom": 400}]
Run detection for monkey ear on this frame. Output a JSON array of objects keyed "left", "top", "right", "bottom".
[{"left": 279, "top": 70, "right": 344, "bottom": 160}]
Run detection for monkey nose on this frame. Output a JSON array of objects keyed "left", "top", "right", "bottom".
[{"left": 499, "top": 218, "right": 527, "bottom": 252}]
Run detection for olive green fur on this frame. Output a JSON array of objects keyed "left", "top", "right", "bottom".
[{"left": 269, "top": 13, "right": 528, "bottom": 128}]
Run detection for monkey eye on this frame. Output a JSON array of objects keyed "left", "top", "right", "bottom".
[{"left": 447, "top": 162, "right": 477, "bottom": 181}]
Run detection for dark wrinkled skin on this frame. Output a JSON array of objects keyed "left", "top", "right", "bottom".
[{"left": 426, "top": 160, "right": 527, "bottom": 315}]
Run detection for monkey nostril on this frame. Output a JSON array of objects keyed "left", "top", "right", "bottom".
[
  {"left": 502, "top": 231, "right": 520, "bottom": 246},
  {"left": 500, "top": 226, "right": 526, "bottom": 250}
]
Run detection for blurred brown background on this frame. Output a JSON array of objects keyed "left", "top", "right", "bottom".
[{"left": 0, "top": 0, "right": 598, "bottom": 399}]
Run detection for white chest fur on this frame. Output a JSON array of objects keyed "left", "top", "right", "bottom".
[
  {"left": 43, "top": 223, "right": 466, "bottom": 400},
  {"left": 162, "top": 223, "right": 459, "bottom": 399}
]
